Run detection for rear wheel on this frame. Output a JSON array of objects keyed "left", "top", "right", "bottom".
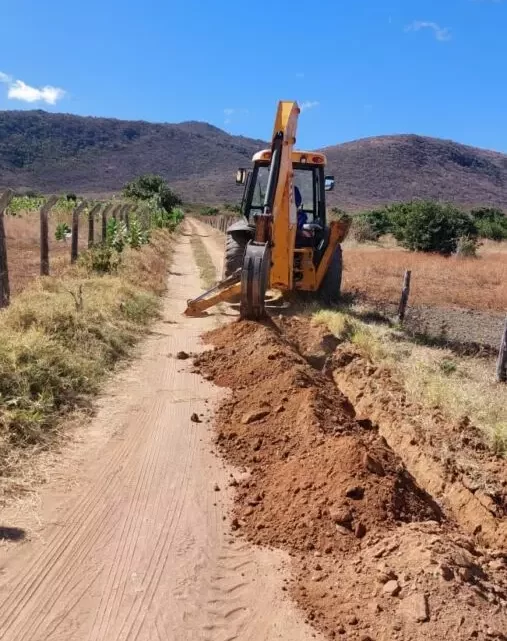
[
  {"left": 223, "top": 232, "right": 248, "bottom": 278},
  {"left": 318, "top": 245, "right": 343, "bottom": 305},
  {"left": 240, "top": 243, "right": 270, "bottom": 320}
]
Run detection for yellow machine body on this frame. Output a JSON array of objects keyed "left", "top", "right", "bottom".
[{"left": 185, "top": 100, "right": 351, "bottom": 318}]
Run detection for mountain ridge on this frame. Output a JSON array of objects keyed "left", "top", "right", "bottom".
[{"left": 1, "top": 109, "right": 507, "bottom": 210}]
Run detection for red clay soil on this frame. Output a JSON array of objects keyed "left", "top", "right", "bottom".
[
  {"left": 330, "top": 345, "right": 507, "bottom": 547},
  {"left": 195, "top": 317, "right": 507, "bottom": 641}
]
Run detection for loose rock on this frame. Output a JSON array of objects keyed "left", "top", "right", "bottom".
[
  {"left": 364, "top": 453, "right": 385, "bottom": 477},
  {"left": 241, "top": 410, "right": 270, "bottom": 425},
  {"left": 399, "top": 593, "right": 430, "bottom": 623},
  {"left": 382, "top": 580, "right": 401, "bottom": 597}
]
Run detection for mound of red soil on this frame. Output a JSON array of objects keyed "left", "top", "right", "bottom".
[
  {"left": 197, "top": 320, "right": 439, "bottom": 551},
  {"left": 195, "top": 317, "right": 507, "bottom": 640}
]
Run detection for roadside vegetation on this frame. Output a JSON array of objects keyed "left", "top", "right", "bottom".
[
  {"left": 340, "top": 201, "right": 507, "bottom": 254},
  {"left": 315, "top": 306, "right": 507, "bottom": 455},
  {"left": 0, "top": 175, "right": 183, "bottom": 499}
]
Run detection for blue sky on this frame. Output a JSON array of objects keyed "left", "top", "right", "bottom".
[{"left": 1, "top": 0, "right": 506, "bottom": 151}]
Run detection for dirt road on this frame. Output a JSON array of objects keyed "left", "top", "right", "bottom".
[{"left": 0, "top": 219, "right": 318, "bottom": 641}]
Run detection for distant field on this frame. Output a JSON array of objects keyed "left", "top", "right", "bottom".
[{"left": 342, "top": 238, "right": 507, "bottom": 313}]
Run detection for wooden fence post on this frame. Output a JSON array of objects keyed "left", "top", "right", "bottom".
[
  {"left": 111, "top": 203, "right": 121, "bottom": 221},
  {"left": 0, "top": 189, "right": 14, "bottom": 308},
  {"left": 71, "top": 202, "right": 87, "bottom": 264},
  {"left": 87, "top": 203, "right": 102, "bottom": 248},
  {"left": 101, "top": 204, "right": 112, "bottom": 243},
  {"left": 39, "top": 195, "right": 59, "bottom": 276},
  {"left": 123, "top": 204, "right": 130, "bottom": 230},
  {"left": 398, "top": 270, "right": 412, "bottom": 323},
  {"left": 496, "top": 316, "right": 507, "bottom": 383}
]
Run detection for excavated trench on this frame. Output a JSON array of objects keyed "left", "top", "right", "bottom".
[{"left": 193, "top": 316, "right": 507, "bottom": 641}]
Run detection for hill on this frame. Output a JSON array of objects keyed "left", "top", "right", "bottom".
[
  {"left": 323, "top": 135, "right": 507, "bottom": 211},
  {"left": 1, "top": 110, "right": 507, "bottom": 210}
]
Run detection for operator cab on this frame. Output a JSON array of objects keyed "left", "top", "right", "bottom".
[{"left": 236, "top": 150, "right": 335, "bottom": 256}]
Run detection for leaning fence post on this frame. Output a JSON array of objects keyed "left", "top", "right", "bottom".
[
  {"left": 87, "top": 203, "right": 102, "bottom": 248},
  {"left": 496, "top": 316, "right": 507, "bottom": 383},
  {"left": 40, "top": 195, "right": 59, "bottom": 276},
  {"left": 0, "top": 189, "right": 13, "bottom": 308},
  {"left": 398, "top": 270, "right": 412, "bottom": 323},
  {"left": 71, "top": 202, "right": 87, "bottom": 264}
]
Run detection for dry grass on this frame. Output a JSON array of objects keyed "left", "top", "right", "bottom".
[
  {"left": 190, "top": 233, "right": 217, "bottom": 287},
  {"left": 315, "top": 308, "right": 507, "bottom": 455},
  {"left": 0, "top": 229, "right": 176, "bottom": 501},
  {"left": 342, "top": 240, "right": 507, "bottom": 312},
  {"left": 5, "top": 213, "right": 92, "bottom": 296}
]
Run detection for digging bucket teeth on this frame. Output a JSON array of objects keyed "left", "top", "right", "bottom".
[{"left": 184, "top": 270, "right": 242, "bottom": 317}]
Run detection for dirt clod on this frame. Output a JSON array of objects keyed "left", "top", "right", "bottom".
[
  {"left": 329, "top": 506, "right": 353, "bottom": 526},
  {"left": 242, "top": 410, "right": 270, "bottom": 425},
  {"left": 190, "top": 412, "right": 201, "bottom": 423},
  {"left": 176, "top": 350, "right": 190, "bottom": 360},
  {"left": 399, "top": 592, "right": 429, "bottom": 623},
  {"left": 364, "top": 453, "right": 385, "bottom": 477}
]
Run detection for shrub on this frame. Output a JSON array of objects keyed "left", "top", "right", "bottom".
[
  {"left": 123, "top": 174, "right": 181, "bottom": 214},
  {"left": 455, "top": 236, "right": 479, "bottom": 258},
  {"left": 55, "top": 223, "right": 71, "bottom": 241},
  {"left": 200, "top": 206, "right": 220, "bottom": 216},
  {"left": 388, "top": 201, "right": 477, "bottom": 255},
  {"left": 79, "top": 246, "right": 121, "bottom": 273},
  {"left": 223, "top": 203, "right": 242, "bottom": 213},
  {"left": 352, "top": 209, "right": 393, "bottom": 241},
  {"left": 127, "top": 216, "right": 150, "bottom": 248},
  {"left": 362, "top": 209, "right": 393, "bottom": 237},
  {"left": 351, "top": 218, "right": 379, "bottom": 243},
  {"left": 471, "top": 208, "right": 507, "bottom": 241}
]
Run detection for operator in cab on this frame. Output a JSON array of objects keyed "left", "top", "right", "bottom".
[{"left": 295, "top": 185, "right": 313, "bottom": 247}]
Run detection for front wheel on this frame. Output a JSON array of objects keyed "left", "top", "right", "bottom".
[
  {"left": 223, "top": 232, "right": 248, "bottom": 279},
  {"left": 318, "top": 245, "right": 343, "bottom": 305}
]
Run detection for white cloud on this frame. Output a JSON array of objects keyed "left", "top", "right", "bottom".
[
  {"left": 0, "top": 71, "right": 66, "bottom": 105},
  {"left": 223, "top": 107, "right": 249, "bottom": 125},
  {"left": 405, "top": 21, "right": 452, "bottom": 42},
  {"left": 300, "top": 100, "right": 320, "bottom": 112}
]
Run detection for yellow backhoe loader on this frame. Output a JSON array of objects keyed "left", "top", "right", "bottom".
[{"left": 185, "top": 100, "right": 351, "bottom": 319}]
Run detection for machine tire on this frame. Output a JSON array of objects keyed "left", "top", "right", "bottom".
[
  {"left": 318, "top": 245, "right": 343, "bottom": 305},
  {"left": 223, "top": 232, "right": 248, "bottom": 278}
]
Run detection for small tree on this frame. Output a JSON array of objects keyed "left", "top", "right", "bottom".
[
  {"left": 123, "top": 174, "right": 181, "bottom": 214},
  {"left": 389, "top": 201, "right": 477, "bottom": 255}
]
